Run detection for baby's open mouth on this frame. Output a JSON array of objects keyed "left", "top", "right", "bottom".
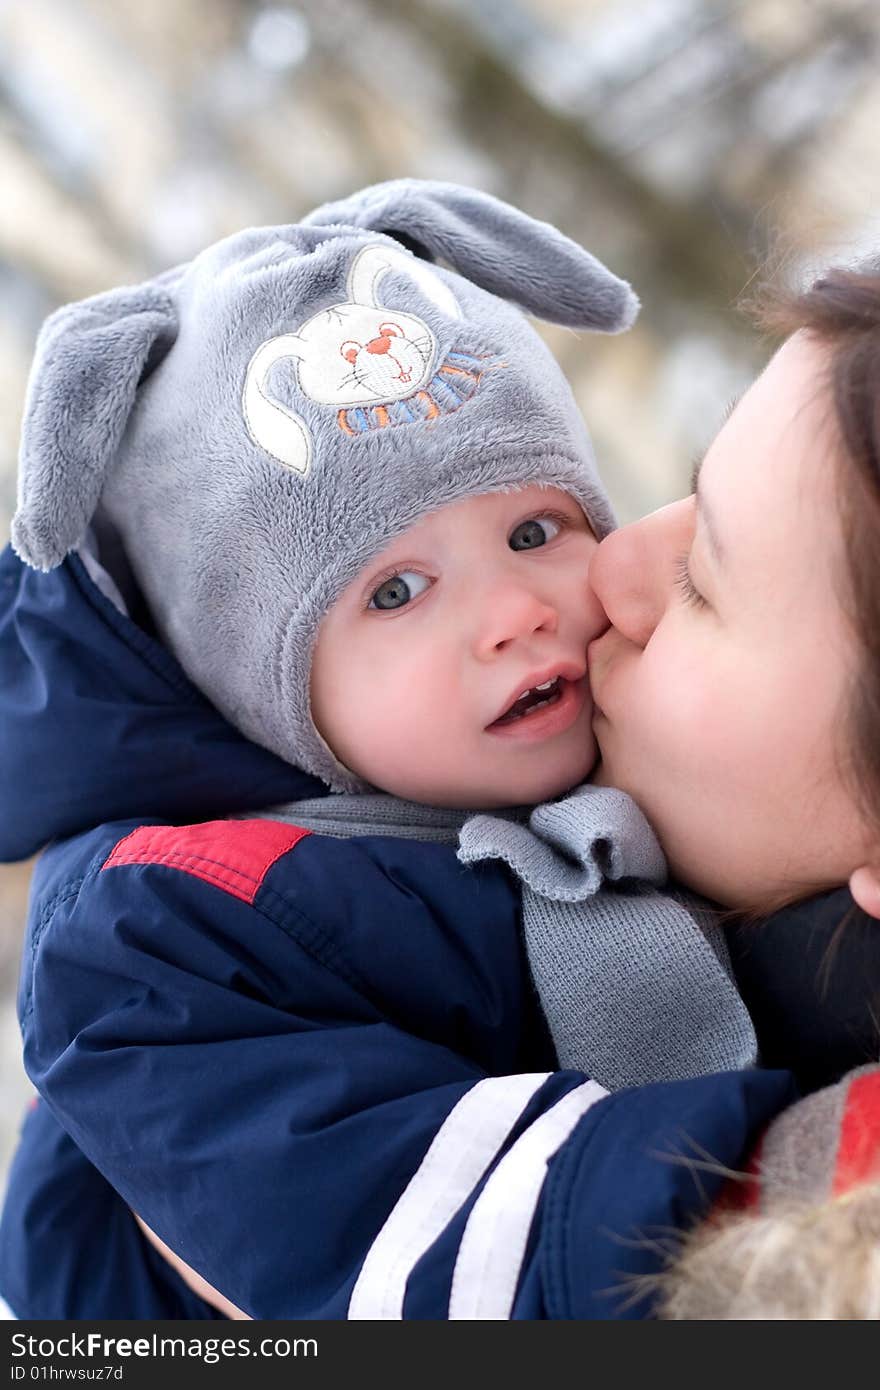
[{"left": 490, "top": 676, "right": 563, "bottom": 727}]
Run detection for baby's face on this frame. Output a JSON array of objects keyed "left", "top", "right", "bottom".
[{"left": 310, "top": 485, "right": 606, "bottom": 807}]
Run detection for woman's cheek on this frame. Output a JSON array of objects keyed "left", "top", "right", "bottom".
[
  {"left": 611, "top": 643, "right": 713, "bottom": 787},
  {"left": 643, "top": 654, "right": 718, "bottom": 768}
]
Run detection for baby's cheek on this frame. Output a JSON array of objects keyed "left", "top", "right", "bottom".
[
  {"left": 375, "top": 687, "right": 451, "bottom": 775},
  {"left": 579, "top": 722, "right": 599, "bottom": 779}
]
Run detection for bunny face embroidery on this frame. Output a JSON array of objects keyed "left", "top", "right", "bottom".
[
  {"left": 298, "top": 304, "right": 436, "bottom": 407},
  {"left": 242, "top": 243, "right": 467, "bottom": 477}
]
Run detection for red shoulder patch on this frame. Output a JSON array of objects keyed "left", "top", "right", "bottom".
[
  {"left": 832, "top": 1067, "right": 880, "bottom": 1196},
  {"left": 101, "top": 819, "right": 311, "bottom": 905}
]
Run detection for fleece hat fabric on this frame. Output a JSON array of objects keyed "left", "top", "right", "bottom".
[{"left": 12, "top": 180, "right": 637, "bottom": 791}]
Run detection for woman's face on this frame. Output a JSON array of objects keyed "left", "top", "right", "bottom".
[{"left": 588, "top": 332, "right": 875, "bottom": 910}]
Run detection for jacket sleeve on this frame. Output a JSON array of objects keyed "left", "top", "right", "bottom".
[
  {"left": 20, "top": 824, "right": 796, "bottom": 1319},
  {"left": 0, "top": 1099, "right": 224, "bottom": 1320}
]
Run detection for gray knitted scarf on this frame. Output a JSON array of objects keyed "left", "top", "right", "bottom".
[{"left": 253, "top": 783, "right": 757, "bottom": 1091}]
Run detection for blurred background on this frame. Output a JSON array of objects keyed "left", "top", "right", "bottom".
[{"left": 1, "top": 0, "right": 879, "bottom": 1181}]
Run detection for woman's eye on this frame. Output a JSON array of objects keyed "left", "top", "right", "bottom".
[
  {"left": 509, "top": 516, "right": 562, "bottom": 551},
  {"left": 368, "top": 570, "right": 430, "bottom": 611},
  {"left": 673, "top": 552, "right": 707, "bottom": 609}
]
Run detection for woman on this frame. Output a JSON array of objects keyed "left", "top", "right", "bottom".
[
  {"left": 589, "top": 318, "right": 880, "bottom": 918},
  {"left": 589, "top": 269, "right": 880, "bottom": 1102},
  {"left": 3, "top": 265, "right": 880, "bottom": 1321}
]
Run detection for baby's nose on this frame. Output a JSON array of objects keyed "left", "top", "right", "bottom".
[{"left": 473, "top": 583, "right": 558, "bottom": 659}]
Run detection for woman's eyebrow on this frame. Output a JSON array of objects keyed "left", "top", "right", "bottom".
[
  {"left": 689, "top": 450, "right": 725, "bottom": 568},
  {"left": 687, "top": 393, "right": 740, "bottom": 567},
  {"left": 689, "top": 394, "right": 741, "bottom": 492},
  {"left": 721, "top": 392, "right": 742, "bottom": 424},
  {"left": 689, "top": 449, "right": 705, "bottom": 495}
]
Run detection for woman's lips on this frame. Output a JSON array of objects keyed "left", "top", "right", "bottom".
[{"left": 486, "top": 675, "right": 589, "bottom": 742}]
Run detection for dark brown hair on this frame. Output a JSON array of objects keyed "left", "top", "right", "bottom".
[{"left": 751, "top": 266, "right": 880, "bottom": 842}]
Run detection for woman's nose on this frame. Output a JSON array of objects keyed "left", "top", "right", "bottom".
[
  {"left": 589, "top": 499, "right": 693, "bottom": 648},
  {"left": 472, "top": 579, "right": 559, "bottom": 660}
]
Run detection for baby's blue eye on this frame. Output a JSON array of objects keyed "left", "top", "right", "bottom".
[
  {"left": 509, "top": 516, "right": 562, "bottom": 551},
  {"left": 369, "top": 570, "right": 430, "bottom": 610}
]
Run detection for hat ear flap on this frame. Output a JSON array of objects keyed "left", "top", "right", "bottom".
[
  {"left": 305, "top": 179, "right": 639, "bottom": 332},
  {"left": 12, "top": 282, "right": 178, "bottom": 571}
]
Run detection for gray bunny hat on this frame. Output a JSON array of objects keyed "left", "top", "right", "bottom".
[{"left": 12, "top": 180, "right": 638, "bottom": 792}]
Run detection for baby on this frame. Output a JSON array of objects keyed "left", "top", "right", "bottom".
[
  {"left": 0, "top": 181, "right": 756, "bottom": 1320},
  {"left": 309, "top": 482, "right": 603, "bottom": 813}
]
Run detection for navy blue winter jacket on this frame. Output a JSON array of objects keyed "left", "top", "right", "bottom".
[{"left": 0, "top": 544, "right": 800, "bottom": 1319}]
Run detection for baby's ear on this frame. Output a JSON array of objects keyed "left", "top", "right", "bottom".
[
  {"left": 12, "top": 281, "right": 178, "bottom": 571},
  {"left": 305, "top": 179, "right": 638, "bottom": 332}
]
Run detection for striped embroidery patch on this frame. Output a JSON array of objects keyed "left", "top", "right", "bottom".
[
  {"left": 101, "top": 819, "right": 310, "bottom": 905},
  {"left": 336, "top": 351, "right": 491, "bottom": 435}
]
